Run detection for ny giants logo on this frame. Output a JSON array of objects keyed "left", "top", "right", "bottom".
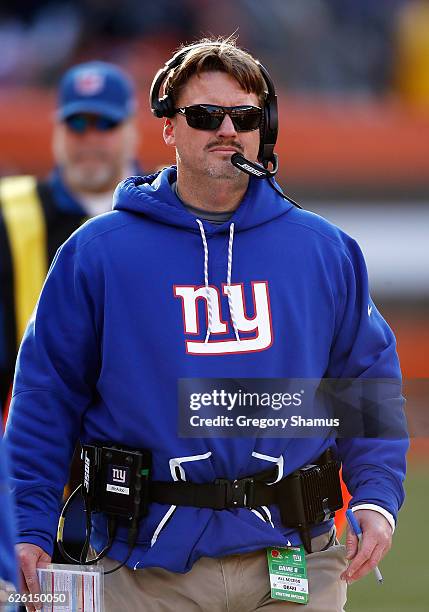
[
  {"left": 112, "top": 468, "right": 127, "bottom": 484},
  {"left": 173, "top": 281, "right": 273, "bottom": 355}
]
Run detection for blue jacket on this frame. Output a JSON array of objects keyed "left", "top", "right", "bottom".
[
  {"left": 4, "top": 167, "right": 408, "bottom": 572},
  {"left": 0, "top": 435, "right": 18, "bottom": 587}
]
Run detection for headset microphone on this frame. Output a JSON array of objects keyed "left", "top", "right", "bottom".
[
  {"left": 231, "top": 152, "right": 301, "bottom": 207},
  {"left": 231, "top": 153, "right": 278, "bottom": 179}
]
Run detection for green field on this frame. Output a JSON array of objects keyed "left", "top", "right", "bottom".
[{"left": 344, "top": 462, "right": 429, "bottom": 612}]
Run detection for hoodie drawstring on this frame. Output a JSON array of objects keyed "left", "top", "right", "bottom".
[
  {"left": 196, "top": 219, "right": 240, "bottom": 343},
  {"left": 196, "top": 219, "right": 212, "bottom": 343},
  {"left": 226, "top": 223, "right": 241, "bottom": 342}
]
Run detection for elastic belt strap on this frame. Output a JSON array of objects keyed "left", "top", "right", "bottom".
[
  {"left": 150, "top": 476, "right": 278, "bottom": 510},
  {"left": 149, "top": 449, "right": 339, "bottom": 512}
]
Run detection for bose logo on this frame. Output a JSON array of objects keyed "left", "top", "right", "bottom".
[
  {"left": 236, "top": 162, "right": 266, "bottom": 176},
  {"left": 84, "top": 455, "right": 90, "bottom": 492}
]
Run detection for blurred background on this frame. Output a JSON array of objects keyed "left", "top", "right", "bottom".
[{"left": 0, "top": 1, "right": 427, "bottom": 610}]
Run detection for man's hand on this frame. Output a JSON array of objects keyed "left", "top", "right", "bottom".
[
  {"left": 340, "top": 509, "right": 392, "bottom": 584},
  {"left": 16, "top": 543, "right": 51, "bottom": 611}
]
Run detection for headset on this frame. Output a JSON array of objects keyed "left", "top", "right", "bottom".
[{"left": 149, "top": 43, "right": 279, "bottom": 180}]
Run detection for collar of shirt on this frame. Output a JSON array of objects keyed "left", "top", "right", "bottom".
[
  {"left": 48, "top": 167, "right": 86, "bottom": 215},
  {"left": 170, "top": 180, "right": 233, "bottom": 226}
]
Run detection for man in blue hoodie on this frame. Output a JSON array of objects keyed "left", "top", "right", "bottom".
[
  {"left": 0, "top": 435, "right": 18, "bottom": 602},
  {"left": 5, "top": 38, "right": 407, "bottom": 612}
]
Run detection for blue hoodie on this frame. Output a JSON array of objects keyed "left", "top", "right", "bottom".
[
  {"left": 0, "top": 435, "right": 18, "bottom": 588},
  {"left": 4, "top": 167, "right": 408, "bottom": 573}
]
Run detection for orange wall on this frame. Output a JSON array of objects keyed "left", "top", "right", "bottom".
[
  {"left": 389, "top": 315, "right": 429, "bottom": 379},
  {"left": 1, "top": 91, "right": 429, "bottom": 185}
]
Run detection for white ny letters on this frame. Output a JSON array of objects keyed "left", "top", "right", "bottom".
[{"left": 174, "top": 281, "right": 273, "bottom": 355}]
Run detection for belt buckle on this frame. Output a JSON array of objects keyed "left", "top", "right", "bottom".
[{"left": 214, "top": 477, "right": 255, "bottom": 508}]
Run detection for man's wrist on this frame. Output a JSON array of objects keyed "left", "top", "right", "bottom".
[
  {"left": 15, "top": 536, "right": 53, "bottom": 557},
  {"left": 351, "top": 503, "right": 395, "bottom": 533}
]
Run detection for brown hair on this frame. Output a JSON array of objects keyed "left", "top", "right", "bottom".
[{"left": 164, "top": 36, "right": 267, "bottom": 107}]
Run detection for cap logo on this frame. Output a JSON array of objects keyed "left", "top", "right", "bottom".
[{"left": 74, "top": 70, "right": 105, "bottom": 96}]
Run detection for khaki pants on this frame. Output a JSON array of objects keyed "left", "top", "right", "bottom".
[{"left": 94, "top": 529, "right": 347, "bottom": 611}]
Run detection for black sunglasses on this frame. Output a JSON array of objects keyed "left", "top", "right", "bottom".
[
  {"left": 174, "top": 104, "right": 262, "bottom": 132},
  {"left": 65, "top": 114, "right": 121, "bottom": 134}
]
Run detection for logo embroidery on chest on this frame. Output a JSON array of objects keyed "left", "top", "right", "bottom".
[{"left": 173, "top": 281, "right": 273, "bottom": 355}]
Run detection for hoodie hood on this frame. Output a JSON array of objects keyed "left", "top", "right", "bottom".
[{"left": 113, "top": 166, "right": 294, "bottom": 234}]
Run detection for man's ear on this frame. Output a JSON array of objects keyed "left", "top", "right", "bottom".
[{"left": 163, "top": 118, "right": 175, "bottom": 146}]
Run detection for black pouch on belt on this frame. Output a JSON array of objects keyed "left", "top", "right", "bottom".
[{"left": 274, "top": 450, "right": 343, "bottom": 553}]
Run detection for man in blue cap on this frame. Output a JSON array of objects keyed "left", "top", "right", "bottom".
[
  {"left": 53, "top": 61, "right": 138, "bottom": 206},
  {"left": 0, "top": 61, "right": 140, "bottom": 411}
]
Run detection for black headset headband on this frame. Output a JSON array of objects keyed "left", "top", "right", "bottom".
[{"left": 149, "top": 44, "right": 278, "bottom": 169}]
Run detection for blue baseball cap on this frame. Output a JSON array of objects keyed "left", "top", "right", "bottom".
[{"left": 57, "top": 61, "right": 136, "bottom": 122}]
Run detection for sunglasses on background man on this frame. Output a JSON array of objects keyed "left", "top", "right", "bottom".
[{"left": 65, "top": 114, "right": 121, "bottom": 134}]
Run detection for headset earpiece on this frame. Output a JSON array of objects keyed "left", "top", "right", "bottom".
[
  {"left": 150, "top": 48, "right": 191, "bottom": 119},
  {"left": 155, "top": 95, "right": 176, "bottom": 119},
  {"left": 255, "top": 61, "right": 278, "bottom": 167},
  {"left": 150, "top": 66, "right": 178, "bottom": 118}
]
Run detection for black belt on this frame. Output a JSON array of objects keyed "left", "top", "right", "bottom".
[
  {"left": 149, "top": 449, "right": 341, "bottom": 516},
  {"left": 140, "top": 448, "right": 342, "bottom": 553},
  {"left": 151, "top": 466, "right": 277, "bottom": 510}
]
